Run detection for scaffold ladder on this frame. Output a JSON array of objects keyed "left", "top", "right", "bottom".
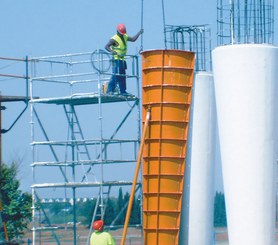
[
  {"left": 97, "top": 185, "right": 112, "bottom": 220},
  {"left": 63, "top": 104, "right": 95, "bottom": 182}
]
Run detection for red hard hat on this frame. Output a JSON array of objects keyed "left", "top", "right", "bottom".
[
  {"left": 117, "top": 23, "right": 126, "bottom": 35},
  {"left": 93, "top": 220, "right": 104, "bottom": 231}
]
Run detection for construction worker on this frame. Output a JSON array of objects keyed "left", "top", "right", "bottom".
[
  {"left": 105, "top": 23, "right": 143, "bottom": 96},
  {"left": 90, "top": 219, "right": 115, "bottom": 245}
]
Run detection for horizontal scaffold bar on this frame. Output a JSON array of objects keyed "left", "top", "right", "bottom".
[
  {"left": 30, "top": 93, "right": 139, "bottom": 105},
  {"left": 31, "top": 181, "right": 141, "bottom": 189},
  {"left": 31, "top": 159, "right": 137, "bottom": 166},
  {"left": 31, "top": 138, "right": 139, "bottom": 146}
]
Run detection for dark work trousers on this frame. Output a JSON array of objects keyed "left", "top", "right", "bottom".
[{"left": 107, "top": 59, "right": 127, "bottom": 94}]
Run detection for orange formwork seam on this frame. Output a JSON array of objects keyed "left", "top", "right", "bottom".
[{"left": 141, "top": 50, "right": 195, "bottom": 245}]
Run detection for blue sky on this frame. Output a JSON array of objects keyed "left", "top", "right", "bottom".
[
  {"left": 0, "top": 0, "right": 276, "bottom": 193},
  {"left": 0, "top": 0, "right": 217, "bottom": 57}
]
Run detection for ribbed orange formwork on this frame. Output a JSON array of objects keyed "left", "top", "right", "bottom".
[{"left": 142, "top": 50, "right": 195, "bottom": 245}]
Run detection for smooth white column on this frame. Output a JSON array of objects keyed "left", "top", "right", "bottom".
[
  {"left": 188, "top": 72, "right": 216, "bottom": 245},
  {"left": 212, "top": 44, "right": 278, "bottom": 245}
]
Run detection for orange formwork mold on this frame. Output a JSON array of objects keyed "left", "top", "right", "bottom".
[{"left": 142, "top": 50, "right": 195, "bottom": 245}]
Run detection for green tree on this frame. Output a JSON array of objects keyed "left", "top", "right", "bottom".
[
  {"left": 214, "top": 191, "right": 227, "bottom": 227},
  {"left": 130, "top": 195, "right": 141, "bottom": 225},
  {"left": 104, "top": 198, "right": 116, "bottom": 225},
  {"left": 76, "top": 199, "right": 96, "bottom": 225},
  {"left": 121, "top": 192, "right": 141, "bottom": 225},
  {"left": 0, "top": 162, "right": 32, "bottom": 241},
  {"left": 49, "top": 201, "right": 71, "bottom": 216},
  {"left": 116, "top": 188, "right": 125, "bottom": 225}
]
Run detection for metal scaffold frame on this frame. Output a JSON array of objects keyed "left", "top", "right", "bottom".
[{"left": 28, "top": 50, "right": 142, "bottom": 245}]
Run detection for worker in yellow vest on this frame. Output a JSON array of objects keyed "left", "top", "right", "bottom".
[
  {"left": 90, "top": 220, "right": 115, "bottom": 245},
  {"left": 105, "top": 23, "right": 143, "bottom": 96}
]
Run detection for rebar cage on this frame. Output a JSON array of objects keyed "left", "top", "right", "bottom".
[
  {"left": 165, "top": 25, "right": 212, "bottom": 72},
  {"left": 217, "top": 0, "right": 274, "bottom": 45}
]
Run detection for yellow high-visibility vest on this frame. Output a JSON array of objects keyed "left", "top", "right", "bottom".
[
  {"left": 90, "top": 231, "right": 115, "bottom": 245},
  {"left": 111, "top": 34, "right": 128, "bottom": 60}
]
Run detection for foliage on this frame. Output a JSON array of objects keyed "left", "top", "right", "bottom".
[
  {"left": 48, "top": 201, "right": 72, "bottom": 215},
  {"left": 35, "top": 190, "right": 229, "bottom": 229},
  {"left": 214, "top": 191, "right": 227, "bottom": 227},
  {"left": 76, "top": 199, "right": 96, "bottom": 225},
  {"left": 130, "top": 195, "right": 141, "bottom": 225},
  {"left": 116, "top": 187, "right": 125, "bottom": 225},
  {"left": 0, "top": 164, "right": 227, "bottom": 242},
  {"left": 0, "top": 162, "right": 32, "bottom": 241},
  {"left": 0, "top": 161, "right": 228, "bottom": 241},
  {"left": 104, "top": 198, "right": 116, "bottom": 225},
  {"left": 38, "top": 187, "right": 142, "bottom": 229}
]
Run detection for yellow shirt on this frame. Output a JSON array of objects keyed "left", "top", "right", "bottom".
[{"left": 90, "top": 231, "right": 115, "bottom": 245}]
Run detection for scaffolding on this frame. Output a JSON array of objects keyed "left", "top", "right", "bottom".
[
  {"left": 217, "top": 0, "right": 274, "bottom": 45},
  {"left": 165, "top": 24, "right": 212, "bottom": 71},
  {"left": 29, "top": 50, "right": 142, "bottom": 244}
]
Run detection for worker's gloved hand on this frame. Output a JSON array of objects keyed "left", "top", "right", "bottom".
[{"left": 112, "top": 51, "right": 117, "bottom": 56}]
